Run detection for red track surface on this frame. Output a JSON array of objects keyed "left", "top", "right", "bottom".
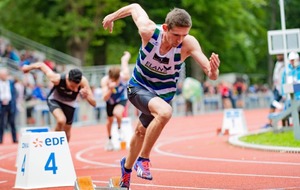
[{"left": 1, "top": 108, "right": 300, "bottom": 190}]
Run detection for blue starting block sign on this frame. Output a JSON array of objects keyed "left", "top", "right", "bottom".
[
  {"left": 14, "top": 131, "right": 76, "bottom": 189},
  {"left": 21, "top": 126, "right": 50, "bottom": 133}
]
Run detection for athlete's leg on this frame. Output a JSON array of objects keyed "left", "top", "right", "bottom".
[
  {"left": 113, "top": 104, "right": 125, "bottom": 129},
  {"left": 139, "top": 97, "right": 172, "bottom": 158},
  {"left": 106, "top": 116, "right": 114, "bottom": 138},
  {"left": 52, "top": 108, "right": 67, "bottom": 136},
  {"left": 124, "top": 120, "right": 146, "bottom": 169},
  {"left": 63, "top": 124, "right": 72, "bottom": 142},
  {"left": 106, "top": 103, "right": 115, "bottom": 139}
]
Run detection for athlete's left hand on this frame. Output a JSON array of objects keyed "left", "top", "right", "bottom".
[{"left": 80, "top": 88, "right": 88, "bottom": 99}]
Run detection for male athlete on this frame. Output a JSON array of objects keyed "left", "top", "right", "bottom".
[
  {"left": 22, "top": 62, "right": 96, "bottom": 142},
  {"left": 101, "top": 51, "right": 131, "bottom": 150},
  {"left": 103, "top": 3, "right": 220, "bottom": 188}
]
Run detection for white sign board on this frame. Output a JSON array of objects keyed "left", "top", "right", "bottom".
[
  {"left": 14, "top": 131, "right": 76, "bottom": 189},
  {"left": 16, "top": 126, "right": 50, "bottom": 167},
  {"left": 268, "top": 29, "right": 300, "bottom": 55},
  {"left": 222, "top": 109, "right": 248, "bottom": 135}
]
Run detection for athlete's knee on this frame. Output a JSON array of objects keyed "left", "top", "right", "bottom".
[
  {"left": 135, "top": 127, "right": 146, "bottom": 138},
  {"left": 56, "top": 117, "right": 67, "bottom": 126},
  {"left": 113, "top": 109, "right": 124, "bottom": 118},
  {"left": 157, "top": 104, "right": 172, "bottom": 121}
]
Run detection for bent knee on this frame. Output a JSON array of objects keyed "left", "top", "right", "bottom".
[
  {"left": 157, "top": 105, "right": 172, "bottom": 120},
  {"left": 135, "top": 126, "right": 146, "bottom": 138},
  {"left": 56, "top": 118, "right": 67, "bottom": 126}
]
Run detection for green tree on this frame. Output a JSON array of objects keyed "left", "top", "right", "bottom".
[{"left": 0, "top": 0, "right": 126, "bottom": 66}]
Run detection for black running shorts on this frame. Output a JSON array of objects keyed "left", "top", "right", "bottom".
[
  {"left": 106, "top": 100, "right": 127, "bottom": 117},
  {"left": 127, "top": 84, "right": 156, "bottom": 128},
  {"left": 47, "top": 99, "right": 75, "bottom": 125}
]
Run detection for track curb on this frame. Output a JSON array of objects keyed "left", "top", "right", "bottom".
[{"left": 228, "top": 129, "right": 300, "bottom": 153}]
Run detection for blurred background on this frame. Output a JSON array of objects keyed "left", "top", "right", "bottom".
[{"left": 0, "top": 0, "right": 299, "bottom": 128}]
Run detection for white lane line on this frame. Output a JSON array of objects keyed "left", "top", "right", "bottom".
[
  {"left": 0, "top": 168, "right": 16, "bottom": 174},
  {"left": 92, "top": 180, "right": 228, "bottom": 190},
  {"left": 75, "top": 145, "right": 300, "bottom": 179},
  {"left": 0, "top": 152, "right": 17, "bottom": 174},
  {"left": 154, "top": 135, "right": 300, "bottom": 166}
]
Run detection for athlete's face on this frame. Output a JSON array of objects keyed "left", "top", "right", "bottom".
[
  {"left": 166, "top": 26, "right": 190, "bottom": 47},
  {"left": 109, "top": 76, "right": 120, "bottom": 86},
  {"left": 68, "top": 80, "right": 80, "bottom": 92}
]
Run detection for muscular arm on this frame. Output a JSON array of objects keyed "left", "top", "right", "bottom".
[
  {"left": 80, "top": 77, "right": 96, "bottom": 107},
  {"left": 102, "top": 3, "right": 156, "bottom": 44},
  {"left": 182, "top": 36, "right": 220, "bottom": 80},
  {"left": 22, "top": 62, "right": 60, "bottom": 85},
  {"left": 120, "top": 51, "right": 131, "bottom": 81},
  {"left": 100, "top": 76, "right": 113, "bottom": 102}
]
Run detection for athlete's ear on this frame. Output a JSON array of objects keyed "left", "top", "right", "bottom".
[{"left": 162, "top": 24, "right": 168, "bottom": 32}]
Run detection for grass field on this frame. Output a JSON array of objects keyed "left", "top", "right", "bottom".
[{"left": 240, "top": 128, "right": 300, "bottom": 147}]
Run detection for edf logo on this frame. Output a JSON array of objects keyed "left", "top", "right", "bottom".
[{"left": 45, "top": 137, "right": 66, "bottom": 146}]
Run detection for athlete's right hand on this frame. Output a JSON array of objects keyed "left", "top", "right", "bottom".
[
  {"left": 102, "top": 14, "right": 114, "bottom": 33},
  {"left": 80, "top": 87, "right": 88, "bottom": 99},
  {"left": 121, "top": 51, "right": 131, "bottom": 62}
]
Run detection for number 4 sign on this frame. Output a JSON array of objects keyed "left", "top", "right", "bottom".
[{"left": 14, "top": 132, "right": 76, "bottom": 189}]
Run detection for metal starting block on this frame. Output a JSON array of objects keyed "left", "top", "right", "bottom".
[{"left": 74, "top": 176, "right": 127, "bottom": 190}]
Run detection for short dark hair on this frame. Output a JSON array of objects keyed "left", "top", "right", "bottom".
[
  {"left": 68, "top": 68, "right": 82, "bottom": 84},
  {"left": 165, "top": 8, "right": 192, "bottom": 30}
]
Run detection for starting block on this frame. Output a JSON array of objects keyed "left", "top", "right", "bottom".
[
  {"left": 74, "top": 176, "right": 126, "bottom": 190},
  {"left": 108, "top": 176, "right": 120, "bottom": 188},
  {"left": 74, "top": 176, "right": 95, "bottom": 190}
]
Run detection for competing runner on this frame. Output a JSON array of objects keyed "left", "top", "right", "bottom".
[
  {"left": 22, "top": 62, "right": 96, "bottom": 142},
  {"left": 103, "top": 3, "right": 220, "bottom": 189},
  {"left": 101, "top": 51, "right": 131, "bottom": 151}
]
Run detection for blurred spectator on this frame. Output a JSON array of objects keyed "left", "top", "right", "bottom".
[
  {"left": 0, "top": 68, "right": 18, "bottom": 144},
  {"left": 19, "top": 50, "right": 34, "bottom": 67},
  {"left": 32, "top": 83, "right": 49, "bottom": 122},
  {"left": 92, "top": 85, "right": 104, "bottom": 122},
  {"left": 263, "top": 54, "right": 285, "bottom": 128},
  {"left": 218, "top": 81, "right": 234, "bottom": 109},
  {"left": 233, "top": 78, "right": 247, "bottom": 108},
  {"left": 24, "top": 82, "right": 35, "bottom": 125},
  {"left": 32, "top": 83, "right": 47, "bottom": 101},
  {"left": 281, "top": 51, "right": 300, "bottom": 99},
  {"left": 2, "top": 44, "right": 20, "bottom": 64},
  {"left": 14, "top": 76, "right": 25, "bottom": 125},
  {"left": 0, "top": 37, "right": 9, "bottom": 56},
  {"left": 182, "top": 77, "right": 202, "bottom": 116}
]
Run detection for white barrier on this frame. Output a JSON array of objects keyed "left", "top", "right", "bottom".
[
  {"left": 221, "top": 109, "right": 248, "bottom": 135},
  {"left": 14, "top": 131, "right": 76, "bottom": 189}
]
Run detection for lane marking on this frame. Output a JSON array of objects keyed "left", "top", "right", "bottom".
[
  {"left": 75, "top": 145, "right": 300, "bottom": 179},
  {"left": 154, "top": 134, "right": 300, "bottom": 166},
  {"left": 92, "top": 180, "right": 229, "bottom": 190}
]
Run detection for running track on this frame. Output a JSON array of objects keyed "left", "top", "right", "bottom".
[{"left": 1, "top": 108, "right": 300, "bottom": 190}]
